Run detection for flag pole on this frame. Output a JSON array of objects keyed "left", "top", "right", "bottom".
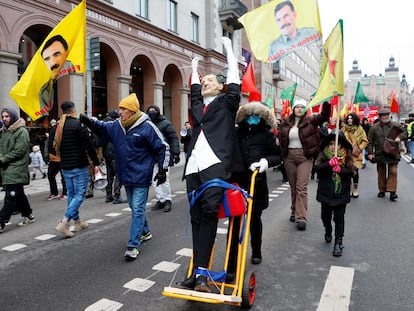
[{"left": 334, "top": 95, "right": 340, "bottom": 157}]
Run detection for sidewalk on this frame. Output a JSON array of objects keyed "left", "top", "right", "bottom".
[{"left": 0, "top": 152, "right": 186, "bottom": 202}]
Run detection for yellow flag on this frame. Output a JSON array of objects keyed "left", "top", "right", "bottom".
[
  {"left": 10, "top": 0, "right": 86, "bottom": 120},
  {"left": 238, "top": 0, "right": 322, "bottom": 63},
  {"left": 307, "top": 20, "right": 344, "bottom": 109}
]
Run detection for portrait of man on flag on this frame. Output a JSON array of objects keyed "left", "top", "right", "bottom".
[
  {"left": 9, "top": 0, "right": 86, "bottom": 121},
  {"left": 239, "top": 0, "right": 322, "bottom": 63}
]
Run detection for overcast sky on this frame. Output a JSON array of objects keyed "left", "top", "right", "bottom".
[{"left": 317, "top": 0, "right": 414, "bottom": 85}]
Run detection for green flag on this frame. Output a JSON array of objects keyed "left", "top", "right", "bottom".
[
  {"left": 264, "top": 87, "right": 275, "bottom": 110},
  {"left": 353, "top": 81, "right": 370, "bottom": 104},
  {"left": 280, "top": 83, "right": 297, "bottom": 102}
]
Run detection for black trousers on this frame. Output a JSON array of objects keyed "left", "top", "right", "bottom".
[
  {"left": 321, "top": 202, "right": 346, "bottom": 239},
  {"left": 186, "top": 163, "right": 228, "bottom": 268},
  {"left": 48, "top": 161, "right": 67, "bottom": 196},
  {"left": 105, "top": 158, "right": 121, "bottom": 198},
  {"left": 0, "top": 184, "right": 32, "bottom": 223}
]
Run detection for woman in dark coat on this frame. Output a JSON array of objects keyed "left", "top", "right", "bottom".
[
  {"left": 228, "top": 101, "right": 281, "bottom": 273},
  {"left": 314, "top": 132, "right": 354, "bottom": 257}
]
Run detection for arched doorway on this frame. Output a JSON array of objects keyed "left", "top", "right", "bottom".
[
  {"left": 130, "top": 55, "right": 155, "bottom": 112},
  {"left": 163, "top": 64, "right": 183, "bottom": 132}
]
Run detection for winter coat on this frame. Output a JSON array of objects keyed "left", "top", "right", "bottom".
[
  {"left": 89, "top": 114, "right": 169, "bottom": 187},
  {"left": 186, "top": 83, "right": 243, "bottom": 174},
  {"left": 315, "top": 159, "right": 353, "bottom": 207},
  {"left": 146, "top": 106, "right": 180, "bottom": 166},
  {"left": 232, "top": 102, "right": 282, "bottom": 210},
  {"left": 29, "top": 151, "right": 44, "bottom": 168},
  {"left": 0, "top": 118, "right": 30, "bottom": 185},
  {"left": 367, "top": 121, "right": 407, "bottom": 164},
  {"left": 59, "top": 116, "right": 100, "bottom": 170},
  {"left": 342, "top": 125, "right": 368, "bottom": 169},
  {"left": 278, "top": 101, "right": 330, "bottom": 159}
]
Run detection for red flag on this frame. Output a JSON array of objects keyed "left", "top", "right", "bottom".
[
  {"left": 390, "top": 90, "right": 399, "bottom": 113},
  {"left": 281, "top": 99, "right": 291, "bottom": 118},
  {"left": 330, "top": 95, "right": 339, "bottom": 118},
  {"left": 241, "top": 61, "right": 261, "bottom": 102}
]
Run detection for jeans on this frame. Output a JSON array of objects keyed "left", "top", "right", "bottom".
[
  {"left": 409, "top": 140, "right": 414, "bottom": 160},
  {"left": 125, "top": 185, "right": 150, "bottom": 248},
  {"left": 61, "top": 167, "right": 89, "bottom": 221}
]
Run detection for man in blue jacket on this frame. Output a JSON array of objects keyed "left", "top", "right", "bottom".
[{"left": 80, "top": 93, "right": 169, "bottom": 260}]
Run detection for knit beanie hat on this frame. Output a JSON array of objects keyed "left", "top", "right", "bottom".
[
  {"left": 118, "top": 93, "right": 139, "bottom": 112},
  {"left": 291, "top": 99, "right": 307, "bottom": 110},
  {"left": 1, "top": 107, "right": 19, "bottom": 124}
]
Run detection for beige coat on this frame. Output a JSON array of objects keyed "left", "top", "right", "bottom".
[{"left": 342, "top": 125, "right": 368, "bottom": 168}]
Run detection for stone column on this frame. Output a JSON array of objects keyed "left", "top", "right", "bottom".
[
  {"left": 153, "top": 81, "right": 165, "bottom": 114},
  {"left": 0, "top": 50, "right": 21, "bottom": 109},
  {"left": 179, "top": 86, "right": 190, "bottom": 126},
  {"left": 118, "top": 74, "right": 132, "bottom": 101},
  {"left": 70, "top": 73, "right": 85, "bottom": 113}
]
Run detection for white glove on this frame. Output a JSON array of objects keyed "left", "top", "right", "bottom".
[
  {"left": 220, "top": 37, "right": 239, "bottom": 84},
  {"left": 191, "top": 57, "right": 200, "bottom": 85},
  {"left": 249, "top": 158, "right": 268, "bottom": 173},
  {"left": 191, "top": 57, "right": 199, "bottom": 74}
]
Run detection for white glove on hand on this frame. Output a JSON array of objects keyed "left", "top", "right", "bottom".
[
  {"left": 191, "top": 57, "right": 199, "bottom": 74},
  {"left": 249, "top": 158, "right": 268, "bottom": 173},
  {"left": 221, "top": 37, "right": 232, "bottom": 51}
]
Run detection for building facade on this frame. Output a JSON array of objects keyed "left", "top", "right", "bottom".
[
  {"left": 0, "top": 0, "right": 247, "bottom": 132},
  {"left": 344, "top": 57, "right": 413, "bottom": 121}
]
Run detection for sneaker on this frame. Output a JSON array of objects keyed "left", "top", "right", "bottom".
[
  {"left": 151, "top": 201, "right": 165, "bottom": 210},
  {"left": 18, "top": 214, "right": 35, "bottom": 226},
  {"left": 124, "top": 247, "right": 139, "bottom": 260},
  {"left": 58, "top": 195, "right": 67, "bottom": 200},
  {"left": 47, "top": 194, "right": 59, "bottom": 201},
  {"left": 140, "top": 231, "right": 152, "bottom": 241}
]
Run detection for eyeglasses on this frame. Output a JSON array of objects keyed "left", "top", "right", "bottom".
[{"left": 295, "top": 106, "right": 305, "bottom": 109}]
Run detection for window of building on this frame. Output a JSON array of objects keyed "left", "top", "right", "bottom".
[
  {"left": 167, "top": 0, "right": 177, "bottom": 32},
  {"left": 191, "top": 13, "right": 199, "bottom": 43},
  {"left": 136, "top": 0, "right": 148, "bottom": 18}
]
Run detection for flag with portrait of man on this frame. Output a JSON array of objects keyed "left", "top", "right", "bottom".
[
  {"left": 9, "top": 0, "right": 86, "bottom": 121},
  {"left": 238, "top": 0, "right": 322, "bottom": 63}
]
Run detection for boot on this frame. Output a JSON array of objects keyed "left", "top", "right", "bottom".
[
  {"left": 324, "top": 226, "right": 332, "bottom": 243},
  {"left": 73, "top": 219, "right": 89, "bottom": 231},
  {"left": 56, "top": 219, "right": 74, "bottom": 238},
  {"left": 352, "top": 183, "right": 359, "bottom": 198},
  {"left": 32, "top": 173, "right": 36, "bottom": 180},
  {"left": 332, "top": 238, "right": 343, "bottom": 257}
]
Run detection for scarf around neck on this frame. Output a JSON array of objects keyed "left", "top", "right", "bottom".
[{"left": 324, "top": 146, "right": 346, "bottom": 194}]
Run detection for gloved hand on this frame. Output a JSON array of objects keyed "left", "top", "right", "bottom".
[
  {"left": 221, "top": 36, "right": 232, "bottom": 51},
  {"left": 154, "top": 169, "right": 167, "bottom": 186},
  {"left": 79, "top": 113, "right": 94, "bottom": 127},
  {"left": 173, "top": 154, "right": 180, "bottom": 164},
  {"left": 191, "top": 57, "right": 199, "bottom": 74},
  {"left": 332, "top": 164, "right": 341, "bottom": 173},
  {"left": 328, "top": 156, "right": 339, "bottom": 167},
  {"left": 249, "top": 158, "right": 268, "bottom": 173}
]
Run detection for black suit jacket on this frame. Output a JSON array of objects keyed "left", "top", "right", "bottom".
[{"left": 187, "top": 83, "right": 242, "bottom": 174}]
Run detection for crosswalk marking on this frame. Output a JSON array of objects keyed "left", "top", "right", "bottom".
[
  {"left": 105, "top": 212, "right": 122, "bottom": 217},
  {"left": 152, "top": 261, "right": 181, "bottom": 273},
  {"left": 2, "top": 243, "right": 27, "bottom": 251},
  {"left": 317, "top": 265, "right": 354, "bottom": 311},
  {"left": 123, "top": 278, "right": 155, "bottom": 292},
  {"left": 35, "top": 234, "right": 56, "bottom": 240},
  {"left": 85, "top": 298, "right": 123, "bottom": 311}
]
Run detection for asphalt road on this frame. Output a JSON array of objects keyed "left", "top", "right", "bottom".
[{"left": 1, "top": 154, "right": 414, "bottom": 311}]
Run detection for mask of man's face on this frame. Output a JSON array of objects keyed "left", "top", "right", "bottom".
[
  {"left": 201, "top": 74, "right": 223, "bottom": 97},
  {"left": 42, "top": 40, "right": 69, "bottom": 80}
]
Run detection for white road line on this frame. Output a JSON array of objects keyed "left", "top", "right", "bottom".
[
  {"left": 105, "top": 212, "right": 122, "bottom": 217},
  {"left": 317, "top": 265, "right": 354, "bottom": 311},
  {"left": 85, "top": 298, "right": 123, "bottom": 311},
  {"left": 2, "top": 243, "right": 27, "bottom": 251},
  {"left": 272, "top": 190, "right": 284, "bottom": 194},
  {"left": 216, "top": 227, "right": 228, "bottom": 235},
  {"left": 123, "top": 278, "right": 155, "bottom": 292},
  {"left": 175, "top": 190, "right": 187, "bottom": 194},
  {"left": 35, "top": 234, "right": 56, "bottom": 240},
  {"left": 152, "top": 261, "right": 181, "bottom": 273},
  {"left": 269, "top": 194, "right": 279, "bottom": 198},
  {"left": 86, "top": 218, "right": 104, "bottom": 224},
  {"left": 176, "top": 248, "right": 193, "bottom": 257}
]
